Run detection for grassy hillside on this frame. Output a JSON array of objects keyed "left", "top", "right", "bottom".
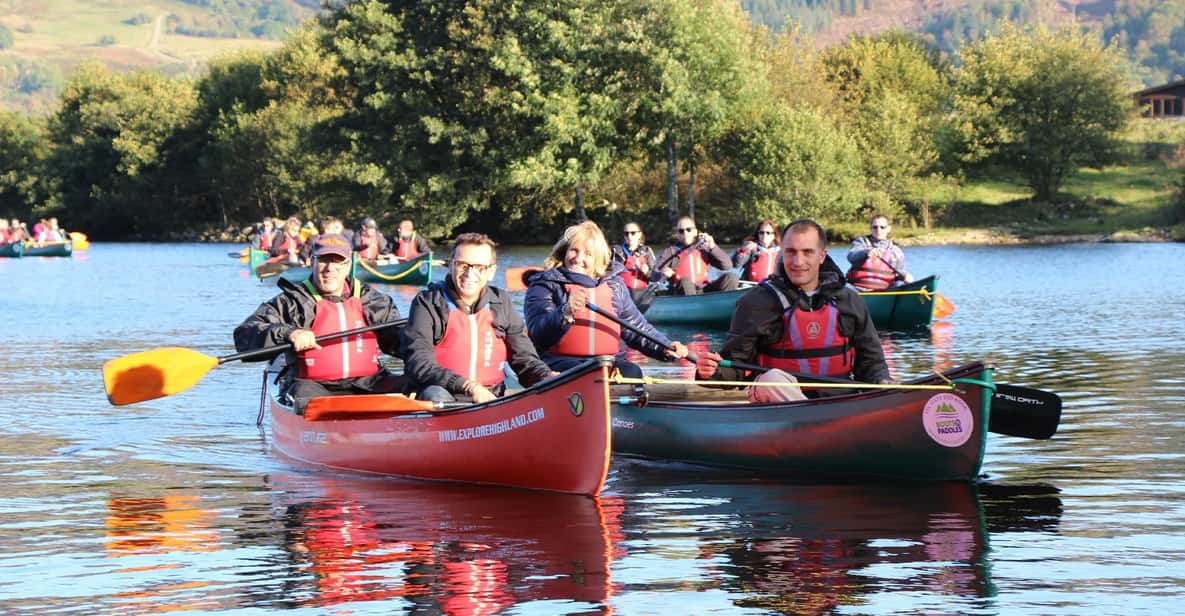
[{"left": 0, "top": 0, "right": 310, "bottom": 112}]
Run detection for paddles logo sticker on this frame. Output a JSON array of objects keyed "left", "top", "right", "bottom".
[{"left": 922, "top": 393, "right": 974, "bottom": 447}]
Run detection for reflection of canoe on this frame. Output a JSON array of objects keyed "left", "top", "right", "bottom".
[
  {"left": 611, "top": 361, "right": 993, "bottom": 481},
  {"left": 22, "top": 240, "right": 73, "bottom": 257},
  {"left": 858, "top": 274, "right": 938, "bottom": 330},
  {"left": 354, "top": 253, "right": 433, "bottom": 286},
  {"left": 643, "top": 275, "right": 940, "bottom": 330},
  {"left": 267, "top": 472, "right": 614, "bottom": 611},
  {"left": 0, "top": 242, "right": 23, "bottom": 258},
  {"left": 268, "top": 357, "right": 614, "bottom": 495}
]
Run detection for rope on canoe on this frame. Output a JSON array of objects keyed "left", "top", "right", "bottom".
[
  {"left": 610, "top": 375, "right": 955, "bottom": 391},
  {"left": 857, "top": 288, "right": 934, "bottom": 300},
  {"left": 356, "top": 256, "right": 430, "bottom": 282}
]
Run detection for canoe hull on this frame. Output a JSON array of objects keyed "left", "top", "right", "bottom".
[
  {"left": 859, "top": 275, "right": 937, "bottom": 330},
  {"left": 269, "top": 358, "right": 614, "bottom": 495},
  {"left": 642, "top": 275, "right": 939, "bottom": 330},
  {"left": 354, "top": 253, "right": 433, "bottom": 286},
  {"left": 0, "top": 242, "right": 23, "bottom": 258},
  {"left": 22, "top": 241, "right": 73, "bottom": 257},
  {"left": 611, "top": 361, "right": 992, "bottom": 481}
]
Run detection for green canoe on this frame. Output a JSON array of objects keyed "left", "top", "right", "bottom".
[
  {"left": 22, "top": 241, "right": 73, "bottom": 257},
  {"left": 354, "top": 253, "right": 434, "bottom": 286},
  {"left": 857, "top": 275, "right": 938, "bottom": 330},
  {"left": 642, "top": 274, "right": 940, "bottom": 330},
  {"left": 611, "top": 361, "right": 994, "bottom": 481},
  {"left": 0, "top": 242, "right": 23, "bottom": 258}
]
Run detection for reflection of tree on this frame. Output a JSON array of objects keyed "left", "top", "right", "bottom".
[{"left": 270, "top": 474, "right": 615, "bottom": 614}]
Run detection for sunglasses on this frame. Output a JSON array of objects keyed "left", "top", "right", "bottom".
[
  {"left": 871, "top": 224, "right": 888, "bottom": 229},
  {"left": 625, "top": 230, "right": 641, "bottom": 235},
  {"left": 678, "top": 227, "right": 697, "bottom": 233},
  {"left": 758, "top": 230, "right": 775, "bottom": 235}
]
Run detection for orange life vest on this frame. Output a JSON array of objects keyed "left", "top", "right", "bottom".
[
  {"left": 394, "top": 233, "right": 422, "bottom": 260},
  {"left": 756, "top": 283, "right": 854, "bottom": 378},
  {"left": 846, "top": 246, "right": 897, "bottom": 290},
  {"left": 744, "top": 245, "right": 779, "bottom": 283},
  {"left": 357, "top": 233, "right": 380, "bottom": 260},
  {"left": 551, "top": 282, "right": 620, "bottom": 356},
  {"left": 433, "top": 298, "right": 508, "bottom": 387},
  {"left": 671, "top": 247, "right": 709, "bottom": 287},
  {"left": 297, "top": 279, "right": 381, "bottom": 380},
  {"left": 618, "top": 246, "right": 649, "bottom": 290},
  {"left": 257, "top": 229, "right": 275, "bottom": 251}
]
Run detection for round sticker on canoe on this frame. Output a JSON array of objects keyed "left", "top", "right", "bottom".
[{"left": 922, "top": 393, "right": 974, "bottom": 447}]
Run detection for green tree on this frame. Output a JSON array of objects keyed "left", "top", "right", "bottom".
[
  {"left": 953, "top": 24, "right": 1134, "bottom": 202},
  {"left": 0, "top": 111, "right": 49, "bottom": 215}
]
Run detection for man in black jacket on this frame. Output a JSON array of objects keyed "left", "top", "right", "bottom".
[
  {"left": 401, "top": 233, "right": 553, "bottom": 403},
  {"left": 234, "top": 233, "right": 406, "bottom": 407},
  {"left": 695, "top": 219, "right": 891, "bottom": 401}
]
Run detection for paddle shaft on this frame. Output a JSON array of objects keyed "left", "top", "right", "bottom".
[
  {"left": 218, "top": 320, "right": 406, "bottom": 365},
  {"left": 584, "top": 302, "right": 693, "bottom": 362}
]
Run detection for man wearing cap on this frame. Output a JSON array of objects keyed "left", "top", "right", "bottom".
[
  {"left": 234, "top": 233, "right": 407, "bottom": 408},
  {"left": 353, "top": 217, "right": 389, "bottom": 261}
]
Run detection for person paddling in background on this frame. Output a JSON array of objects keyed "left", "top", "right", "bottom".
[
  {"left": 733, "top": 219, "right": 781, "bottom": 283},
  {"left": 269, "top": 217, "right": 305, "bottom": 265},
  {"left": 524, "top": 220, "right": 690, "bottom": 382},
  {"left": 651, "top": 216, "right": 739, "bottom": 296},
  {"left": 846, "top": 214, "right": 912, "bottom": 290},
  {"left": 36, "top": 217, "right": 64, "bottom": 242},
  {"left": 695, "top": 219, "right": 892, "bottom": 402},
  {"left": 233, "top": 233, "right": 407, "bottom": 409},
  {"left": 251, "top": 218, "right": 278, "bottom": 251},
  {"left": 0, "top": 219, "right": 11, "bottom": 244},
  {"left": 401, "top": 233, "right": 554, "bottom": 403},
  {"left": 392, "top": 219, "right": 431, "bottom": 262},
  {"left": 353, "top": 217, "right": 389, "bottom": 261},
  {"left": 8, "top": 219, "right": 28, "bottom": 242},
  {"left": 299, "top": 216, "right": 347, "bottom": 265},
  {"left": 610, "top": 221, "right": 657, "bottom": 312}
]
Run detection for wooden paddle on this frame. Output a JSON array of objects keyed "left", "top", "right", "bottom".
[{"left": 103, "top": 319, "right": 407, "bottom": 406}]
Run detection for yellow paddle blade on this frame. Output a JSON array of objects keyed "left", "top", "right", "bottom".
[
  {"left": 69, "top": 231, "right": 90, "bottom": 250},
  {"left": 103, "top": 347, "right": 220, "bottom": 406},
  {"left": 305, "top": 394, "right": 437, "bottom": 421}
]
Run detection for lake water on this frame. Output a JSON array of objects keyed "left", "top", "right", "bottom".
[{"left": 1, "top": 241, "right": 1183, "bottom": 614}]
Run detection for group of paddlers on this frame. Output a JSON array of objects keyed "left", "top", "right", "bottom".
[
  {"left": 234, "top": 213, "right": 915, "bottom": 410},
  {"left": 0, "top": 217, "right": 69, "bottom": 245},
  {"left": 251, "top": 215, "right": 431, "bottom": 267}
]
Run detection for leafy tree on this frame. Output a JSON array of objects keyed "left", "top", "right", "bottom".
[
  {"left": 0, "top": 111, "right": 49, "bottom": 215},
  {"left": 954, "top": 24, "right": 1134, "bottom": 202}
]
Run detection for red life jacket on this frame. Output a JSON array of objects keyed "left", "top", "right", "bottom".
[
  {"left": 744, "top": 245, "right": 779, "bottom": 283},
  {"left": 357, "top": 233, "right": 380, "bottom": 260},
  {"left": 671, "top": 247, "right": 709, "bottom": 287},
  {"left": 434, "top": 297, "right": 508, "bottom": 387},
  {"left": 258, "top": 229, "right": 275, "bottom": 251},
  {"left": 297, "top": 279, "right": 381, "bottom": 380},
  {"left": 552, "top": 282, "right": 620, "bottom": 356},
  {"left": 756, "top": 283, "right": 855, "bottom": 378},
  {"left": 846, "top": 245, "right": 897, "bottom": 290},
  {"left": 394, "top": 233, "right": 422, "bottom": 260},
  {"left": 274, "top": 234, "right": 302, "bottom": 262},
  {"left": 618, "top": 246, "right": 648, "bottom": 290}
]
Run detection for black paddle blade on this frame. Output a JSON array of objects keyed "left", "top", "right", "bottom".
[{"left": 989, "top": 384, "right": 1062, "bottom": 440}]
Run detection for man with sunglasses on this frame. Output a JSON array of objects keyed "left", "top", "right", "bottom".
[
  {"left": 234, "top": 233, "right": 408, "bottom": 409},
  {"left": 402, "top": 233, "right": 553, "bottom": 403},
  {"left": 610, "top": 222, "right": 658, "bottom": 310},
  {"left": 652, "top": 216, "right": 739, "bottom": 296},
  {"left": 845, "top": 214, "right": 913, "bottom": 290}
]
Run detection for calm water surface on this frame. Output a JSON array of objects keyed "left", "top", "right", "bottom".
[{"left": 1, "top": 241, "right": 1183, "bottom": 614}]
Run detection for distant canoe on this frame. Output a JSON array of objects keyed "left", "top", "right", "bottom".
[
  {"left": 23, "top": 240, "right": 73, "bottom": 257},
  {"left": 642, "top": 274, "right": 940, "bottom": 330},
  {"left": 858, "top": 275, "right": 938, "bottom": 330},
  {"left": 354, "top": 253, "right": 434, "bottom": 286},
  {"left": 0, "top": 242, "right": 23, "bottom": 258}
]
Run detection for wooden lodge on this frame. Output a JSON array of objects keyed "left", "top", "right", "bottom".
[{"left": 1133, "top": 80, "right": 1185, "bottom": 118}]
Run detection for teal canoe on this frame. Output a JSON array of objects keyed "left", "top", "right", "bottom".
[
  {"left": 354, "top": 253, "right": 434, "bottom": 286},
  {"left": 611, "top": 361, "right": 994, "bottom": 481},
  {"left": 0, "top": 242, "right": 23, "bottom": 258},
  {"left": 22, "top": 241, "right": 73, "bottom": 257},
  {"left": 641, "top": 274, "right": 940, "bottom": 330},
  {"left": 857, "top": 275, "right": 938, "bottom": 330}
]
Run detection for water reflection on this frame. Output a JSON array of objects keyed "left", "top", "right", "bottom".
[
  {"left": 613, "top": 468, "right": 1063, "bottom": 614},
  {"left": 265, "top": 472, "right": 616, "bottom": 613}
]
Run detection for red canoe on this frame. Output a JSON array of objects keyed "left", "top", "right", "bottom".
[{"left": 267, "top": 357, "right": 614, "bottom": 496}]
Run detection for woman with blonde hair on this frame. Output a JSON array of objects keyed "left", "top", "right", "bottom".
[{"left": 524, "top": 220, "right": 689, "bottom": 379}]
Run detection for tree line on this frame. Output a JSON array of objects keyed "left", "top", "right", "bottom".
[{"left": 0, "top": 0, "right": 1134, "bottom": 243}]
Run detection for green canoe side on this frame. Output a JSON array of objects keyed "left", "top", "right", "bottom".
[
  {"left": 0, "top": 242, "right": 23, "bottom": 258},
  {"left": 22, "top": 241, "right": 73, "bottom": 257},
  {"left": 858, "top": 275, "right": 937, "bottom": 330},
  {"left": 354, "top": 253, "right": 433, "bottom": 286}
]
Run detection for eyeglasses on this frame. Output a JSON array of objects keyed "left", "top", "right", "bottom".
[
  {"left": 678, "top": 227, "right": 697, "bottom": 233},
  {"left": 624, "top": 230, "right": 641, "bottom": 236},
  {"left": 453, "top": 261, "right": 495, "bottom": 275},
  {"left": 871, "top": 225, "right": 888, "bottom": 229}
]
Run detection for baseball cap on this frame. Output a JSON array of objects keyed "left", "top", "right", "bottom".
[
  {"left": 362, "top": 217, "right": 377, "bottom": 229},
  {"left": 312, "top": 233, "right": 353, "bottom": 259}
]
